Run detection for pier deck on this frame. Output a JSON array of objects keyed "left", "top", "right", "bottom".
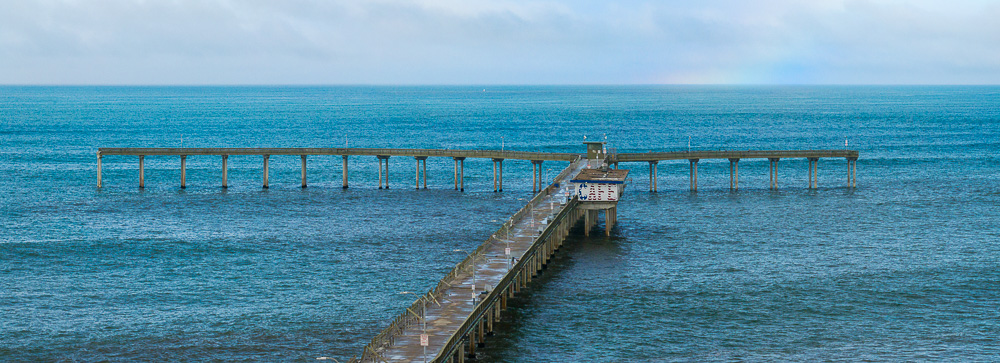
[{"left": 357, "top": 158, "right": 591, "bottom": 362}]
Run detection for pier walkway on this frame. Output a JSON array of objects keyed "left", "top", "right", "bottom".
[{"left": 355, "top": 157, "right": 592, "bottom": 362}]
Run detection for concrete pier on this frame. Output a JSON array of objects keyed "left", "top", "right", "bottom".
[
  {"left": 97, "top": 148, "right": 858, "bottom": 190},
  {"left": 729, "top": 158, "right": 739, "bottom": 190}
]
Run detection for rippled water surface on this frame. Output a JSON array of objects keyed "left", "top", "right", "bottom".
[{"left": 2, "top": 86, "right": 999, "bottom": 361}]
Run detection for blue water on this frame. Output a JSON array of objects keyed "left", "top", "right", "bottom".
[{"left": 2, "top": 86, "right": 999, "bottom": 361}]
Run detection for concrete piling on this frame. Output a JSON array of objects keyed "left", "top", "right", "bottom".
[
  {"left": 648, "top": 161, "right": 658, "bottom": 192},
  {"left": 808, "top": 157, "right": 819, "bottom": 189},
  {"left": 301, "top": 155, "right": 307, "bottom": 188},
  {"left": 458, "top": 158, "right": 465, "bottom": 192},
  {"left": 769, "top": 158, "right": 779, "bottom": 190},
  {"left": 263, "top": 155, "right": 270, "bottom": 189},
  {"left": 97, "top": 152, "right": 103, "bottom": 188},
  {"left": 729, "top": 158, "right": 739, "bottom": 190},
  {"left": 847, "top": 157, "right": 857, "bottom": 188},
  {"left": 689, "top": 159, "right": 699, "bottom": 192},
  {"left": 377, "top": 155, "right": 390, "bottom": 189},
  {"left": 180, "top": 155, "right": 187, "bottom": 189},
  {"left": 342, "top": 155, "right": 349, "bottom": 189},
  {"left": 138, "top": 155, "right": 145, "bottom": 189},
  {"left": 222, "top": 155, "right": 228, "bottom": 188}
]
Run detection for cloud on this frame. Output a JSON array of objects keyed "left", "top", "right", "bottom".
[{"left": 1, "top": 0, "right": 998, "bottom": 84}]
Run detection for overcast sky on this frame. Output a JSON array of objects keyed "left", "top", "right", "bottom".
[{"left": 2, "top": 0, "right": 999, "bottom": 85}]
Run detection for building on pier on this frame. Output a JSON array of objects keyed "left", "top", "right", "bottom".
[{"left": 570, "top": 167, "right": 628, "bottom": 236}]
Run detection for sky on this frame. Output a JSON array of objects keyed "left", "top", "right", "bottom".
[{"left": 1, "top": 0, "right": 999, "bottom": 85}]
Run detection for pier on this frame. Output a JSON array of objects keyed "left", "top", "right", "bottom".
[
  {"left": 96, "top": 148, "right": 859, "bottom": 192},
  {"left": 95, "top": 145, "right": 860, "bottom": 361}
]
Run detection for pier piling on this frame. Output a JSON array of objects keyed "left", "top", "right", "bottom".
[
  {"left": 263, "top": 155, "right": 270, "bottom": 189},
  {"left": 689, "top": 159, "right": 699, "bottom": 192},
  {"left": 729, "top": 158, "right": 739, "bottom": 190},
  {"left": 180, "top": 155, "right": 187, "bottom": 189},
  {"left": 222, "top": 155, "right": 228, "bottom": 188},
  {"left": 139, "top": 155, "right": 144, "bottom": 189},
  {"left": 343, "top": 155, "right": 349, "bottom": 189},
  {"left": 96, "top": 152, "right": 102, "bottom": 188},
  {"left": 301, "top": 155, "right": 307, "bottom": 188},
  {"left": 769, "top": 158, "right": 780, "bottom": 190}
]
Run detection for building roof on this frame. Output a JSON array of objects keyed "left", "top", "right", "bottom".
[{"left": 570, "top": 168, "right": 629, "bottom": 184}]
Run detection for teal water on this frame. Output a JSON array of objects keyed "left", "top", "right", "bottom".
[{"left": 2, "top": 86, "right": 999, "bottom": 361}]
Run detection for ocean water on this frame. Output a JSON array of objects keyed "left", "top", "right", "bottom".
[{"left": 1, "top": 85, "right": 999, "bottom": 362}]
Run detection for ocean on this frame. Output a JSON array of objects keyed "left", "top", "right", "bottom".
[{"left": 2, "top": 85, "right": 998, "bottom": 361}]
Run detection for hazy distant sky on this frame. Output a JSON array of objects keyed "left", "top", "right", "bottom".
[{"left": 2, "top": 0, "right": 999, "bottom": 85}]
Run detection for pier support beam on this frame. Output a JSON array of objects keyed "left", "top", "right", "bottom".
[
  {"left": 531, "top": 160, "right": 544, "bottom": 192},
  {"left": 492, "top": 158, "right": 504, "bottom": 192},
  {"left": 342, "top": 155, "right": 349, "bottom": 189},
  {"left": 180, "top": 155, "right": 187, "bottom": 189},
  {"left": 689, "top": 159, "right": 699, "bottom": 192},
  {"left": 300, "top": 155, "right": 307, "bottom": 188},
  {"left": 605, "top": 207, "right": 616, "bottom": 236},
  {"left": 648, "top": 161, "right": 658, "bottom": 192},
  {"left": 455, "top": 157, "right": 465, "bottom": 192},
  {"left": 222, "top": 155, "right": 228, "bottom": 188},
  {"left": 532, "top": 161, "right": 537, "bottom": 192},
  {"left": 769, "top": 158, "right": 779, "bottom": 190},
  {"left": 139, "top": 155, "right": 145, "bottom": 189},
  {"left": 847, "top": 157, "right": 858, "bottom": 188},
  {"left": 262, "top": 155, "right": 270, "bottom": 189},
  {"left": 417, "top": 156, "right": 428, "bottom": 189},
  {"left": 97, "top": 152, "right": 103, "bottom": 188},
  {"left": 808, "top": 157, "right": 819, "bottom": 189},
  {"left": 729, "top": 158, "right": 739, "bottom": 190},
  {"left": 377, "top": 155, "right": 390, "bottom": 189}
]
